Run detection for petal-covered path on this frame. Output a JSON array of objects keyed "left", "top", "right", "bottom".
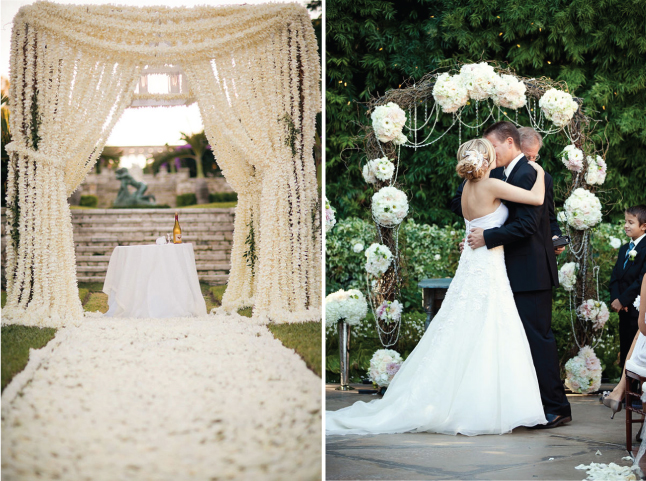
[{"left": 2, "top": 315, "right": 321, "bottom": 480}]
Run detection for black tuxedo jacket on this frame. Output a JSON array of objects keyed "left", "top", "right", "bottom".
[
  {"left": 610, "top": 239, "right": 646, "bottom": 319},
  {"left": 449, "top": 157, "right": 559, "bottom": 292}
]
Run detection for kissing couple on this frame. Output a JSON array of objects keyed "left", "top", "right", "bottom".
[{"left": 327, "top": 121, "right": 572, "bottom": 436}]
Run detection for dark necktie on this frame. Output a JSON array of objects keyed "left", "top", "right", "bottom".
[
  {"left": 501, "top": 171, "right": 508, "bottom": 183},
  {"left": 624, "top": 241, "right": 635, "bottom": 269}
]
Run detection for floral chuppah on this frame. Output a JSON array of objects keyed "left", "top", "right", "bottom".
[{"left": 4, "top": 2, "right": 321, "bottom": 326}]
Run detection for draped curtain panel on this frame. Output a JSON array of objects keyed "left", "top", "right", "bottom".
[{"left": 4, "top": 1, "right": 321, "bottom": 326}]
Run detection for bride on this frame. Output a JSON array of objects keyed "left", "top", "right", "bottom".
[{"left": 327, "top": 138, "right": 548, "bottom": 436}]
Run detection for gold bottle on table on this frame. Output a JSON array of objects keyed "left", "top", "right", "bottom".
[{"left": 173, "top": 212, "right": 182, "bottom": 244}]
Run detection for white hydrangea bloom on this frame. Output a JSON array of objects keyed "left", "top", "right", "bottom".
[
  {"left": 365, "top": 243, "right": 393, "bottom": 277},
  {"left": 325, "top": 289, "right": 368, "bottom": 327},
  {"left": 563, "top": 188, "right": 602, "bottom": 230},
  {"left": 492, "top": 74, "right": 527, "bottom": 109},
  {"left": 538, "top": 88, "right": 579, "bottom": 127},
  {"left": 432, "top": 72, "right": 469, "bottom": 113},
  {"left": 559, "top": 262, "right": 578, "bottom": 291},
  {"left": 371, "top": 102, "right": 407, "bottom": 143},
  {"left": 372, "top": 186, "right": 409, "bottom": 227}
]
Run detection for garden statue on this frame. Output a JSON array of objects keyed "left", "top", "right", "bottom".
[{"left": 114, "top": 168, "right": 157, "bottom": 207}]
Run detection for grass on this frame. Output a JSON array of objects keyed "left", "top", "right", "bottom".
[
  {"left": 1, "top": 282, "right": 321, "bottom": 390},
  {"left": 181, "top": 202, "right": 237, "bottom": 209},
  {"left": 269, "top": 322, "right": 322, "bottom": 377},
  {"left": 1, "top": 325, "right": 57, "bottom": 391}
]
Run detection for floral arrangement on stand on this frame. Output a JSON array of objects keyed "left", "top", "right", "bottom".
[
  {"left": 355, "top": 59, "right": 606, "bottom": 391},
  {"left": 325, "top": 288, "right": 368, "bottom": 389},
  {"left": 368, "top": 349, "right": 403, "bottom": 390},
  {"left": 4, "top": 2, "right": 321, "bottom": 326}
]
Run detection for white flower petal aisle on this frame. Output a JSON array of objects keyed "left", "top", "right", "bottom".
[{"left": 2, "top": 314, "right": 321, "bottom": 480}]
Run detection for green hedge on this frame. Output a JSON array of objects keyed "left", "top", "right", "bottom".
[
  {"left": 176, "top": 193, "right": 197, "bottom": 207},
  {"left": 326, "top": 0, "right": 646, "bottom": 227},
  {"left": 79, "top": 195, "right": 98, "bottom": 208},
  {"left": 111, "top": 204, "right": 170, "bottom": 209},
  {"left": 209, "top": 192, "right": 238, "bottom": 203}
]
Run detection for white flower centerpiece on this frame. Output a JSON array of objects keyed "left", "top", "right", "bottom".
[
  {"left": 565, "top": 345, "right": 602, "bottom": 394},
  {"left": 560, "top": 145, "right": 584, "bottom": 172},
  {"left": 559, "top": 262, "right": 578, "bottom": 292},
  {"left": 538, "top": 88, "right": 579, "bottom": 127},
  {"left": 369, "top": 349, "right": 403, "bottom": 389},
  {"left": 578, "top": 299, "right": 610, "bottom": 330},
  {"left": 563, "top": 188, "right": 602, "bottom": 230},
  {"left": 372, "top": 186, "right": 409, "bottom": 227},
  {"left": 365, "top": 243, "right": 393, "bottom": 277},
  {"left": 371, "top": 102, "right": 408, "bottom": 144},
  {"left": 325, "top": 289, "right": 368, "bottom": 328}
]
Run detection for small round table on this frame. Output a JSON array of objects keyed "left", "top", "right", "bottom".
[{"left": 103, "top": 243, "right": 207, "bottom": 318}]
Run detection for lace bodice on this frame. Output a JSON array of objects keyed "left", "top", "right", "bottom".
[{"left": 464, "top": 202, "right": 509, "bottom": 231}]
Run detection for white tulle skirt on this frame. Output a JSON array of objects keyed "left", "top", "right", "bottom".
[{"left": 326, "top": 244, "right": 547, "bottom": 436}]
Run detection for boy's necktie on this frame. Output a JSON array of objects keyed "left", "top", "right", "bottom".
[{"left": 624, "top": 241, "right": 635, "bottom": 269}]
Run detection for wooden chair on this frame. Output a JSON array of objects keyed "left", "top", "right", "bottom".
[{"left": 625, "top": 359, "right": 646, "bottom": 453}]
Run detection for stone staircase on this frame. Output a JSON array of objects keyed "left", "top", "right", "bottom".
[{"left": 1, "top": 208, "right": 235, "bottom": 285}]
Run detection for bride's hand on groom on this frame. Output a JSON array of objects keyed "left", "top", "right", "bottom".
[{"left": 467, "top": 228, "right": 485, "bottom": 249}]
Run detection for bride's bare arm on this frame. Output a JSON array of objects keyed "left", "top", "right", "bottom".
[
  {"left": 638, "top": 277, "right": 646, "bottom": 335},
  {"left": 486, "top": 164, "right": 545, "bottom": 206}
]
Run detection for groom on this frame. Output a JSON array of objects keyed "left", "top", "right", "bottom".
[{"left": 450, "top": 121, "right": 572, "bottom": 428}]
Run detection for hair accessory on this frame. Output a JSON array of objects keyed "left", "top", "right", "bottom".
[{"left": 464, "top": 150, "right": 487, "bottom": 173}]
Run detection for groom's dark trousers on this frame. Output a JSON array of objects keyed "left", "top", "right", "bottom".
[{"left": 450, "top": 158, "right": 571, "bottom": 418}]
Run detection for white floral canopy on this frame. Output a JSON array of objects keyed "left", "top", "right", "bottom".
[{"left": 4, "top": 1, "right": 321, "bottom": 326}]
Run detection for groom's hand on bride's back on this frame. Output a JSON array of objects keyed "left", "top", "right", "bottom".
[{"left": 467, "top": 228, "right": 486, "bottom": 249}]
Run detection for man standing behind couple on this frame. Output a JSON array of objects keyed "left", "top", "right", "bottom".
[{"left": 451, "top": 121, "right": 572, "bottom": 429}]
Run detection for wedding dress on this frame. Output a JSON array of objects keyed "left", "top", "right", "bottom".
[{"left": 326, "top": 202, "right": 547, "bottom": 436}]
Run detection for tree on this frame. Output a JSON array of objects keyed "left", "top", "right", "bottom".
[{"left": 326, "top": 0, "right": 646, "bottom": 226}]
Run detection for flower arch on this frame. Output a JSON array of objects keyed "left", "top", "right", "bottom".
[
  {"left": 340, "top": 61, "right": 608, "bottom": 389},
  {"left": 4, "top": 1, "right": 321, "bottom": 326}
]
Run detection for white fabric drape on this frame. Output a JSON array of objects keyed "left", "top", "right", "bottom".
[{"left": 4, "top": 2, "right": 320, "bottom": 326}]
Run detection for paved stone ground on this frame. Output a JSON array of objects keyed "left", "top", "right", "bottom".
[{"left": 326, "top": 383, "right": 642, "bottom": 480}]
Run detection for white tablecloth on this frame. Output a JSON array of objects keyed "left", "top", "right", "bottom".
[{"left": 103, "top": 243, "right": 207, "bottom": 318}]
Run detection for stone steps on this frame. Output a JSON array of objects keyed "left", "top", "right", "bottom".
[{"left": 2, "top": 207, "right": 235, "bottom": 286}]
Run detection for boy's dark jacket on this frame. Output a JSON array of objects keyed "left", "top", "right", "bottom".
[{"left": 610, "top": 238, "right": 646, "bottom": 318}]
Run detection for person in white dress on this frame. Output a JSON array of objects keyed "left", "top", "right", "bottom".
[{"left": 326, "top": 138, "right": 548, "bottom": 436}]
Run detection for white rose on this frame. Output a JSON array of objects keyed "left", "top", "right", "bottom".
[
  {"left": 609, "top": 237, "right": 621, "bottom": 249},
  {"left": 353, "top": 243, "right": 364, "bottom": 253},
  {"left": 434, "top": 254, "right": 441, "bottom": 261}
]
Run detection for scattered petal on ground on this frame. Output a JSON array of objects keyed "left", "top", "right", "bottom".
[
  {"left": 575, "top": 462, "right": 638, "bottom": 481},
  {"left": 2, "top": 315, "right": 321, "bottom": 480}
]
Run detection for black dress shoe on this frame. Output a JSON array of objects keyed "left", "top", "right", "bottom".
[{"left": 529, "top": 413, "right": 572, "bottom": 429}]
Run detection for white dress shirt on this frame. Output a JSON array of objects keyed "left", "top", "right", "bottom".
[
  {"left": 632, "top": 233, "right": 646, "bottom": 248},
  {"left": 503, "top": 153, "right": 525, "bottom": 181}
]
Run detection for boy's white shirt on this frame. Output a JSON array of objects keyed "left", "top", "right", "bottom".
[{"left": 630, "top": 233, "right": 645, "bottom": 248}]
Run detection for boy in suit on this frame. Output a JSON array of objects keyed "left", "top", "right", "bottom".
[{"left": 610, "top": 205, "right": 646, "bottom": 368}]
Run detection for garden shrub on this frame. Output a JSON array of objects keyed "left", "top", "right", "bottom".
[
  {"left": 176, "top": 193, "right": 197, "bottom": 207},
  {"left": 79, "top": 195, "right": 98, "bottom": 208}
]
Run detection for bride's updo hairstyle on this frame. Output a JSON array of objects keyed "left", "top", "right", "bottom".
[{"left": 456, "top": 138, "right": 496, "bottom": 181}]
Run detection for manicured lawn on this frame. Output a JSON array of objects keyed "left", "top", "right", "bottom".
[
  {"left": 2, "top": 325, "right": 57, "bottom": 391},
  {"left": 1, "top": 283, "right": 321, "bottom": 390},
  {"left": 269, "top": 322, "right": 322, "bottom": 377}
]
